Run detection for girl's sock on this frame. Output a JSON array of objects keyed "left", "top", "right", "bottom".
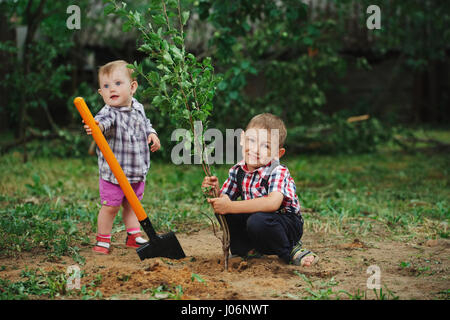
[{"left": 126, "top": 228, "right": 140, "bottom": 234}]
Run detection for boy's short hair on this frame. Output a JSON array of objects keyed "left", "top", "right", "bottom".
[
  {"left": 246, "top": 113, "right": 287, "bottom": 147},
  {"left": 98, "top": 60, "right": 136, "bottom": 84}
]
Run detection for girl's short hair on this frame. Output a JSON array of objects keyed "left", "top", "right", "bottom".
[
  {"left": 246, "top": 113, "right": 287, "bottom": 147},
  {"left": 98, "top": 60, "right": 136, "bottom": 84}
]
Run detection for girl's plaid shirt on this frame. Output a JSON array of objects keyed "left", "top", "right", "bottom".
[
  {"left": 220, "top": 160, "right": 301, "bottom": 215},
  {"left": 94, "top": 98, "right": 157, "bottom": 184}
]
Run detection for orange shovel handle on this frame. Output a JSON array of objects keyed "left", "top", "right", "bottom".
[{"left": 74, "top": 97, "right": 148, "bottom": 222}]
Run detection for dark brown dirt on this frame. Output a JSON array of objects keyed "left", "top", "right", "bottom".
[{"left": 1, "top": 229, "right": 449, "bottom": 300}]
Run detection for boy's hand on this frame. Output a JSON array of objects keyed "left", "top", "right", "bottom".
[
  {"left": 148, "top": 133, "right": 161, "bottom": 152},
  {"left": 83, "top": 120, "right": 103, "bottom": 135},
  {"left": 202, "top": 176, "right": 220, "bottom": 197},
  {"left": 207, "top": 196, "right": 232, "bottom": 214}
]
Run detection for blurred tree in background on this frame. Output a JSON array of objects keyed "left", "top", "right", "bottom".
[
  {"left": 0, "top": 0, "right": 95, "bottom": 160},
  {"left": 0, "top": 0, "right": 448, "bottom": 160},
  {"left": 194, "top": 0, "right": 449, "bottom": 153}
]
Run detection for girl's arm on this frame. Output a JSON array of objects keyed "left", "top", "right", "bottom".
[
  {"left": 134, "top": 99, "right": 157, "bottom": 137},
  {"left": 94, "top": 106, "right": 116, "bottom": 134}
]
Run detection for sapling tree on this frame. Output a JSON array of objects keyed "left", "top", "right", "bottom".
[{"left": 105, "top": 0, "right": 232, "bottom": 270}]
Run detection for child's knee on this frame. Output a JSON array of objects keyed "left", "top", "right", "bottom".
[
  {"left": 101, "top": 205, "right": 120, "bottom": 215},
  {"left": 247, "top": 212, "right": 271, "bottom": 235}
]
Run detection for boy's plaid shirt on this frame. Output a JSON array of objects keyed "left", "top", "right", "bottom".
[
  {"left": 220, "top": 160, "right": 301, "bottom": 215},
  {"left": 94, "top": 98, "right": 157, "bottom": 184}
]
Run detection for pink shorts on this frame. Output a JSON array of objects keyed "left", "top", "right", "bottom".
[{"left": 99, "top": 178, "right": 145, "bottom": 207}]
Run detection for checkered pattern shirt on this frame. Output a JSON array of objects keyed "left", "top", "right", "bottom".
[
  {"left": 94, "top": 98, "right": 157, "bottom": 184},
  {"left": 220, "top": 160, "right": 301, "bottom": 215}
]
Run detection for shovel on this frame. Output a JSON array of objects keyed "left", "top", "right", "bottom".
[{"left": 74, "top": 97, "right": 186, "bottom": 260}]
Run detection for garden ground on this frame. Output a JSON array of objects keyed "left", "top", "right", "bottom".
[
  {"left": 0, "top": 128, "right": 449, "bottom": 299},
  {"left": 0, "top": 227, "right": 449, "bottom": 300}
]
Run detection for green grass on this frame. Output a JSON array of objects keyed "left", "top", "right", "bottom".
[
  {"left": 0, "top": 129, "right": 449, "bottom": 270},
  {"left": 0, "top": 267, "right": 103, "bottom": 300},
  {"left": 292, "top": 271, "right": 400, "bottom": 300},
  {"left": 0, "top": 268, "right": 68, "bottom": 299},
  {"left": 284, "top": 150, "right": 449, "bottom": 240}
]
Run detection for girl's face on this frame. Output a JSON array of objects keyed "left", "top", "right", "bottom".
[{"left": 98, "top": 67, "right": 137, "bottom": 107}]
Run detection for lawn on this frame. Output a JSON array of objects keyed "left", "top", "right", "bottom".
[{"left": 0, "top": 129, "right": 448, "bottom": 300}]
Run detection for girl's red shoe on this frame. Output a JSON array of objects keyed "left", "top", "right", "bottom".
[
  {"left": 125, "top": 232, "right": 147, "bottom": 248},
  {"left": 92, "top": 236, "right": 111, "bottom": 254}
]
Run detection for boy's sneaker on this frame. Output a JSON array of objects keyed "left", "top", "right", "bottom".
[
  {"left": 93, "top": 236, "right": 111, "bottom": 255},
  {"left": 125, "top": 232, "right": 148, "bottom": 248}
]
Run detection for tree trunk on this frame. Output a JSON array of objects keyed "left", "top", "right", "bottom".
[
  {"left": 0, "top": 13, "right": 15, "bottom": 133},
  {"left": 17, "top": 0, "right": 47, "bottom": 162},
  {"left": 412, "top": 71, "right": 425, "bottom": 123}
]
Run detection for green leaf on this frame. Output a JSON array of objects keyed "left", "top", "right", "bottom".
[
  {"left": 152, "top": 14, "right": 166, "bottom": 26},
  {"left": 104, "top": 4, "right": 116, "bottom": 15},
  {"left": 303, "top": 37, "right": 313, "bottom": 46},
  {"left": 133, "top": 10, "right": 142, "bottom": 25},
  {"left": 143, "top": 87, "right": 159, "bottom": 99},
  {"left": 181, "top": 80, "right": 191, "bottom": 89},
  {"left": 173, "top": 36, "right": 183, "bottom": 46},
  {"left": 122, "top": 20, "right": 133, "bottom": 32},
  {"left": 138, "top": 44, "right": 152, "bottom": 53},
  {"left": 170, "top": 46, "right": 183, "bottom": 61},
  {"left": 152, "top": 95, "right": 164, "bottom": 106},
  {"left": 229, "top": 91, "right": 238, "bottom": 100},
  {"left": 203, "top": 103, "right": 212, "bottom": 112},
  {"left": 157, "top": 64, "right": 170, "bottom": 73},
  {"left": 181, "top": 11, "right": 190, "bottom": 25},
  {"left": 202, "top": 56, "right": 212, "bottom": 67},
  {"left": 191, "top": 273, "right": 206, "bottom": 284},
  {"left": 186, "top": 53, "right": 196, "bottom": 62},
  {"left": 182, "top": 109, "right": 191, "bottom": 120},
  {"left": 148, "top": 71, "right": 160, "bottom": 83},
  {"left": 217, "top": 80, "right": 228, "bottom": 90},
  {"left": 162, "top": 52, "right": 174, "bottom": 65}
]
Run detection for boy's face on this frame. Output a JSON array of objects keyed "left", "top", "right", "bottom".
[
  {"left": 240, "top": 127, "right": 285, "bottom": 171},
  {"left": 98, "top": 67, "right": 137, "bottom": 107}
]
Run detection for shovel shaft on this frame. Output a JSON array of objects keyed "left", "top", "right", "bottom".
[
  {"left": 73, "top": 97, "right": 148, "bottom": 222},
  {"left": 74, "top": 98, "right": 185, "bottom": 259}
]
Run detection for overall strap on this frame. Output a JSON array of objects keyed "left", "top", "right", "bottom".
[
  {"left": 235, "top": 167, "right": 246, "bottom": 200},
  {"left": 235, "top": 160, "right": 280, "bottom": 200},
  {"left": 260, "top": 159, "right": 280, "bottom": 191}
]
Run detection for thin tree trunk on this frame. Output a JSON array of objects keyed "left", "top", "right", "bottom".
[{"left": 18, "top": 0, "right": 47, "bottom": 162}]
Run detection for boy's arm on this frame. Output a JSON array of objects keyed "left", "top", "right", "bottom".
[
  {"left": 208, "top": 191, "right": 284, "bottom": 214},
  {"left": 202, "top": 176, "right": 221, "bottom": 197}
]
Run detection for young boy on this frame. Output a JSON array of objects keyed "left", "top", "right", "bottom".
[
  {"left": 202, "top": 113, "right": 318, "bottom": 266},
  {"left": 83, "top": 60, "right": 161, "bottom": 254}
]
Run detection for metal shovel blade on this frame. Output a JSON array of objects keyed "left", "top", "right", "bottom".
[{"left": 136, "top": 232, "right": 186, "bottom": 260}]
